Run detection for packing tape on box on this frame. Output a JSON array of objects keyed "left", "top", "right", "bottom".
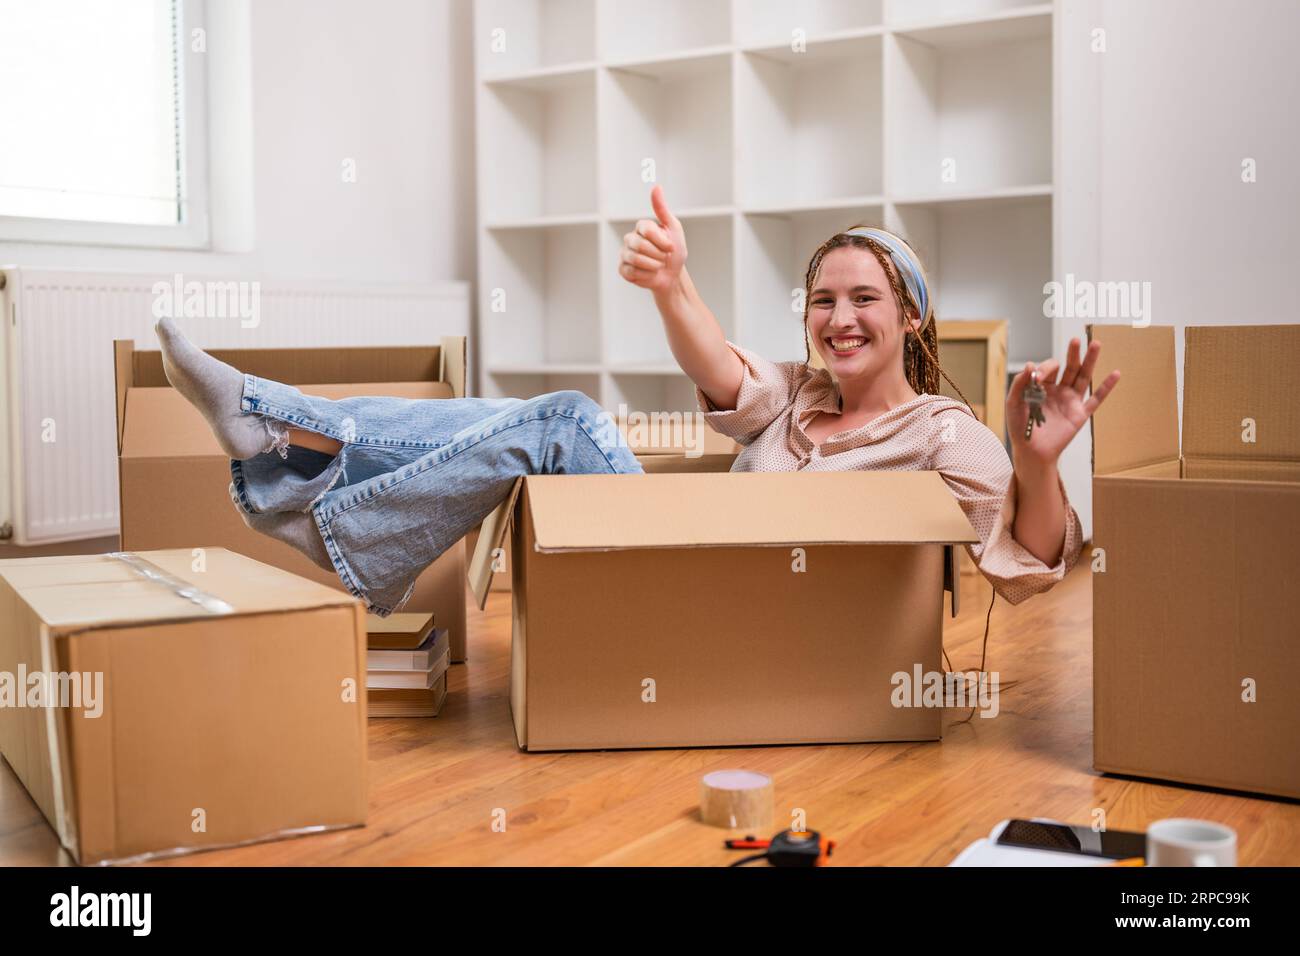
[
  {"left": 43, "top": 554, "right": 234, "bottom": 859},
  {"left": 107, "top": 551, "right": 235, "bottom": 615},
  {"left": 46, "top": 552, "right": 357, "bottom": 864}
]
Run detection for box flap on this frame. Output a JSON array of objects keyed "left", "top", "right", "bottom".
[
  {"left": 129, "top": 345, "right": 448, "bottom": 387},
  {"left": 122, "top": 381, "right": 454, "bottom": 459},
  {"left": 113, "top": 339, "right": 134, "bottom": 455},
  {"left": 0, "top": 548, "right": 358, "bottom": 634},
  {"left": 122, "top": 388, "right": 222, "bottom": 459},
  {"left": 523, "top": 472, "right": 978, "bottom": 551},
  {"left": 1183, "top": 324, "right": 1300, "bottom": 464},
  {"left": 469, "top": 478, "right": 524, "bottom": 610},
  {"left": 636, "top": 453, "right": 738, "bottom": 474},
  {"left": 1183, "top": 457, "right": 1300, "bottom": 483},
  {"left": 1087, "top": 325, "right": 1180, "bottom": 475},
  {"left": 439, "top": 335, "right": 467, "bottom": 398},
  {"left": 945, "top": 544, "right": 960, "bottom": 618}
]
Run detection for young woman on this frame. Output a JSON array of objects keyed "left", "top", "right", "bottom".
[
  {"left": 622, "top": 187, "right": 1120, "bottom": 605},
  {"left": 156, "top": 184, "right": 1118, "bottom": 616}
]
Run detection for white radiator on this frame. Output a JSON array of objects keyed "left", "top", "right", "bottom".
[{"left": 0, "top": 267, "right": 470, "bottom": 544}]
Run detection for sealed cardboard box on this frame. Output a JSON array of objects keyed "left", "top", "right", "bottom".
[
  {"left": 113, "top": 339, "right": 470, "bottom": 661},
  {"left": 1089, "top": 323, "right": 1300, "bottom": 799},
  {"left": 470, "top": 471, "right": 976, "bottom": 751},
  {"left": 0, "top": 548, "right": 367, "bottom": 864}
]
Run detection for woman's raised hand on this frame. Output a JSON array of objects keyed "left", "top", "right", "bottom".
[
  {"left": 619, "top": 184, "right": 688, "bottom": 294},
  {"left": 1007, "top": 337, "right": 1121, "bottom": 468}
]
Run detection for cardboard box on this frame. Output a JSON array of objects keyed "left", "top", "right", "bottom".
[
  {"left": 935, "top": 319, "right": 1008, "bottom": 445},
  {"left": 468, "top": 415, "right": 742, "bottom": 593},
  {"left": 1089, "top": 323, "right": 1300, "bottom": 799},
  {"left": 936, "top": 320, "right": 1009, "bottom": 576},
  {"left": 0, "top": 548, "right": 368, "bottom": 864},
  {"left": 465, "top": 526, "right": 513, "bottom": 593},
  {"left": 619, "top": 412, "right": 742, "bottom": 473},
  {"left": 113, "top": 339, "right": 471, "bottom": 661},
  {"left": 469, "top": 470, "right": 975, "bottom": 750}
]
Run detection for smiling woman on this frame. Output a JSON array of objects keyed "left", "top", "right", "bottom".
[
  {"left": 799, "top": 225, "right": 958, "bottom": 442},
  {"left": 620, "top": 184, "right": 1121, "bottom": 605}
]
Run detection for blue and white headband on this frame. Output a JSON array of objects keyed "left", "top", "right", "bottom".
[{"left": 843, "top": 227, "right": 931, "bottom": 331}]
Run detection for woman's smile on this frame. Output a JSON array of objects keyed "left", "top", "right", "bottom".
[{"left": 827, "top": 333, "right": 870, "bottom": 355}]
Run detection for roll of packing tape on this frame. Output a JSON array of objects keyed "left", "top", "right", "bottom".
[{"left": 699, "top": 769, "right": 774, "bottom": 830}]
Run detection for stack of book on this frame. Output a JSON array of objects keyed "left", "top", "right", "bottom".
[{"left": 365, "top": 612, "right": 450, "bottom": 717}]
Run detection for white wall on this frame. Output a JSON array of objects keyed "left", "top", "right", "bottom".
[
  {"left": 1056, "top": 0, "right": 1300, "bottom": 536},
  {"left": 0, "top": 0, "right": 477, "bottom": 285}
]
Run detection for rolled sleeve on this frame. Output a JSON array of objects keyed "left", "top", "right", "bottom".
[
  {"left": 695, "top": 340, "right": 804, "bottom": 445},
  {"left": 931, "top": 409, "right": 1084, "bottom": 605},
  {"left": 973, "top": 471, "right": 1084, "bottom": 605}
]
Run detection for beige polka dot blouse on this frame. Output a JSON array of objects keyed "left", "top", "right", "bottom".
[{"left": 695, "top": 341, "right": 1084, "bottom": 605}]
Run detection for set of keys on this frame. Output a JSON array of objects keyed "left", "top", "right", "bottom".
[{"left": 1023, "top": 371, "right": 1047, "bottom": 441}]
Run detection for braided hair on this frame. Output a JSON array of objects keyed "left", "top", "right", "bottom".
[{"left": 801, "top": 226, "right": 975, "bottom": 414}]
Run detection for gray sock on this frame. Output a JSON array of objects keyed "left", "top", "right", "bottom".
[
  {"left": 237, "top": 506, "right": 335, "bottom": 573},
  {"left": 155, "top": 316, "right": 276, "bottom": 460}
]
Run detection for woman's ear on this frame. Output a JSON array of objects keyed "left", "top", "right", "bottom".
[{"left": 903, "top": 306, "right": 923, "bottom": 336}]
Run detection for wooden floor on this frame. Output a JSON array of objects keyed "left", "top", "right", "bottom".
[{"left": 2, "top": 561, "right": 1297, "bottom": 866}]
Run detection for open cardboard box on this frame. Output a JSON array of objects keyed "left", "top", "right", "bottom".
[
  {"left": 113, "top": 338, "right": 471, "bottom": 661},
  {"left": 622, "top": 413, "right": 742, "bottom": 474},
  {"left": 468, "top": 414, "right": 742, "bottom": 593},
  {"left": 1089, "top": 323, "right": 1300, "bottom": 799},
  {"left": 0, "top": 548, "right": 367, "bottom": 865},
  {"left": 470, "top": 469, "right": 976, "bottom": 751}
]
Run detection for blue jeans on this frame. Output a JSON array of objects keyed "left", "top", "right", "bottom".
[{"left": 229, "top": 376, "right": 644, "bottom": 615}]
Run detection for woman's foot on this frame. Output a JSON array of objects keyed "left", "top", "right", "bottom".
[
  {"left": 155, "top": 317, "right": 276, "bottom": 460},
  {"left": 231, "top": 485, "right": 334, "bottom": 572}
]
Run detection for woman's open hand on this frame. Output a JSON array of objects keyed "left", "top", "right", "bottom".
[
  {"left": 1008, "top": 337, "right": 1121, "bottom": 469},
  {"left": 619, "top": 184, "right": 687, "bottom": 294}
]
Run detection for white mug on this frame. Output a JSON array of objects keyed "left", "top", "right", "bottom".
[{"left": 1146, "top": 818, "right": 1237, "bottom": 867}]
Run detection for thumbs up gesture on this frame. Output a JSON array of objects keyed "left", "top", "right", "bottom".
[{"left": 619, "top": 184, "right": 688, "bottom": 294}]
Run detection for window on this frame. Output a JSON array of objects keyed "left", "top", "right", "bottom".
[{"left": 0, "top": 0, "right": 208, "bottom": 247}]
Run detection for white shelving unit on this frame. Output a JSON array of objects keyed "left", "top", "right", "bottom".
[{"left": 474, "top": 0, "right": 1056, "bottom": 410}]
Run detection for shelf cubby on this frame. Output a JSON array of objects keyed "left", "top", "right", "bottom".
[
  {"left": 603, "top": 213, "right": 734, "bottom": 369},
  {"left": 890, "top": 192, "right": 1052, "bottom": 363},
  {"left": 480, "top": 69, "right": 597, "bottom": 224},
  {"left": 739, "top": 202, "right": 886, "bottom": 362},
  {"left": 737, "top": 1, "right": 884, "bottom": 49},
  {"left": 475, "top": 0, "right": 598, "bottom": 78},
  {"left": 608, "top": 370, "right": 700, "bottom": 416},
  {"left": 737, "top": 33, "right": 884, "bottom": 210},
  {"left": 482, "top": 370, "right": 603, "bottom": 403},
  {"left": 885, "top": 11, "right": 1050, "bottom": 197},
  {"left": 598, "top": 0, "right": 732, "bottom": 63},
  {"left": 601, "top": 52, "right": 733, "bottom": 217},
  {"left": 886, "top": 0, "right": 1050, "bottom": 29},
  {"left": 480, "top": 223, "right": 602, "bottom": 367},
  {"left": 472, "top": 0, "right": 1058, "bottom": 412}
]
